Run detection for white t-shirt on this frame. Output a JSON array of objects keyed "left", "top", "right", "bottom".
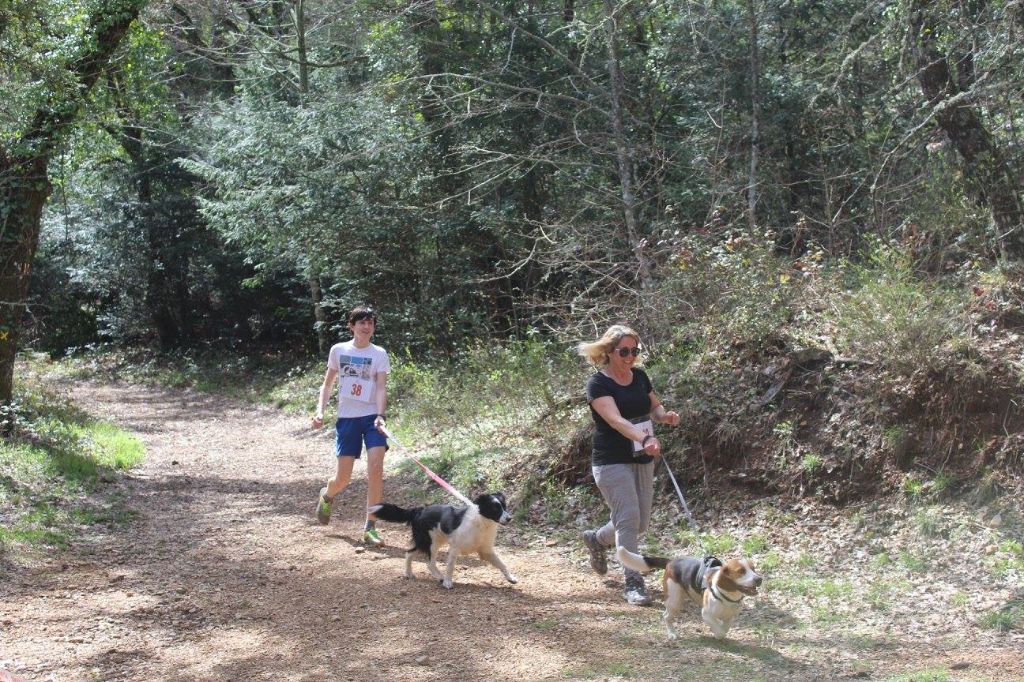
[{"left": 327, "top": 340, "right": 391, "bottom": 419}]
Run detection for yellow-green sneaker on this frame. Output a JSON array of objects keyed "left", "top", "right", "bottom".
[
  {"left": 315, "top": 487, "right": 332, "bottom": 525},
  {"left": 363, "top": 528, "right": 384, "bottom": 547}
]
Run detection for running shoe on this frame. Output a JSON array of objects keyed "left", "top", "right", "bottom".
[
  {"left": 315, "top": 487, "right": 332, "bottom": 525},
  {"left": 363, "top": 528, "right": 384, "bottom": 547},
  {"left": 582, "top": 530, "right": 608, "bottom": 575}
]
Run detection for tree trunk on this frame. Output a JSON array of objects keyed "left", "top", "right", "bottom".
[
  {"left": 746, "top": 0, "right": 761, "bottom": 231},
  {"left": 603, "top": 0, "right": 652, "bottom": 289},
  {"left": 0, "top": 0, "right": 143, "bottom": 406},
  {"left": 910, "top": 0, "right": 1024, "bottom": 258},
  {"left": 308, "top": 274, "right": 329, "bottom": 355},
  {"left": 294, "top": 0, "right": 309, "bottom": 93},
  {"left": 0, "top": 154, "right": 50, "bottom": 408}
]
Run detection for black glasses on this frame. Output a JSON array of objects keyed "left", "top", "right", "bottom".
[{"left": 615, "top": 347, "right": 641, "bottom": 357}]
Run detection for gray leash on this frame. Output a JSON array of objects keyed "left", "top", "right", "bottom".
[
  {"left": 661, "top": 453, "right": 712, "bottom": 557},
  {"left": 661, "top": 455, "right": 697, "bottom": 530}
]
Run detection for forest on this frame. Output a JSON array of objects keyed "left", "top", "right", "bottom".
[
  {"left": 2, "top": 0, "right": 1020, "bottom": 365},
  {"left": 5, "top": 0, "right": 1024, "bottom": 489},
  {"left": 3, "top": 2, "right": 1024, "bottom": 678}
]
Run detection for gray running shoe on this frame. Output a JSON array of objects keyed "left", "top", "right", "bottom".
[
  {"left": 624, "top": 573, "right": 652, "bottom": 606},
  {"left": 582, "top": 530, "right": 608, "bottom": 575}
]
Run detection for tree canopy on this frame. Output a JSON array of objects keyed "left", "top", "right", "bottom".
[{"left": 2, "top": 0, "right": 1021, "bottom": 388}]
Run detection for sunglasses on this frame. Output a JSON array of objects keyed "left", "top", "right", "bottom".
[{"left": 615, "top": 347, "right": 641, "bottom": 357}]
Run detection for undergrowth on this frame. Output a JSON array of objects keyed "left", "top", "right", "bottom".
[{"left": 1, "top": 361, "right": 144, "bottom": 574}]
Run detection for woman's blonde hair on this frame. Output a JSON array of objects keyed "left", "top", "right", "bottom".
[{"left": 577, "top": 324, "right": 642, "bottom": 367}]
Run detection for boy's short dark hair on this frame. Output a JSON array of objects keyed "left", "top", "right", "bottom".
[{"left": 347, "top": 305, "right": 378, "bottom": 325}]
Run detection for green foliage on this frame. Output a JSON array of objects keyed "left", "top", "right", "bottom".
[
  {"left": 14, "top": 0, "right": 1024, "bottom": 373},
  {"left": 699, "top": 533, "right": 738, "bottom": 556},
  {"left": 898, "top": 550, "right": 927, "bottom": 572},
  {"left": 801, "top": 452, "right": 824, "bottom": 473},
  {"left": 390, "top": 339, "right": 578, "bottom": 440},
  {"left": 881, "top": 668, "right": 953, "bottom": 682},
  {"left": 991, "top": 540, "right": 1024, "bottom": 578},
  {"left": 758, "top": 551, "right": 781, "bottom": 571},
  {"left": 980, "top": 598, "right": 1023, "bottom": 632},
  {"left": 882, "top": 425, "right": 908, "bottom": 451},
  {"left": 912, "top": 507, "right": 947, "bottom": 538},
  {"left": 903, "top": 475, "right": 926, "bottom": 501},
  {"left": 830, "top": 241, "right": 970, "bottom": 373},
  {"left": 662, "top": 233, "right": 798, "bottom": 353},
  {"left": 0, "top": 371, "right": 143, "bottom": 569},
  {"left": 741, "top": 533, "right": 769, "bottom": 555}
]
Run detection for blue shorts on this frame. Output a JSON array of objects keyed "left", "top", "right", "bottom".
[{"left": 335, "top": 414, "right": 388, "bottom": 458}]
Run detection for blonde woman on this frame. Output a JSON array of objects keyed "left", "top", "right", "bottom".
[{"left": 578, "top": 325, "right": 680, "bottom": 605}]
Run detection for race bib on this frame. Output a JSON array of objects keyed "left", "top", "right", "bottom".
[
  {"left": 340, "top": 375, "right": 374, "bottom": 402},
  {"left": 632, "top": 418, "right": 654, "bottom": 452}
]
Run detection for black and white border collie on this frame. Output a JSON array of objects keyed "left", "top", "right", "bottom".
[{"left": 369, "top": 492, "right": 518, "bottom": 589}]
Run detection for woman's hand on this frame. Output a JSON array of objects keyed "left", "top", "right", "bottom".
[
  {"left": 659, "top": 410, "right": 680, "bottom": 427},
  {"left": 311, "top": 414, "right": 324, "bottom": 429},
  {"left": 643, "top": 435, "right": 662, "bottom": 457}
]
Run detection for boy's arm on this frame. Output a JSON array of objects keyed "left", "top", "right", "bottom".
[{"left": 312, "top": 367, "right": 339, "bottom": 428}]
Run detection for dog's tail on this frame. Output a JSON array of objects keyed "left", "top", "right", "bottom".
[
  {"left": 368, "top": 502, "right": 420, "bottom": 524},
  {"left": 616, "top": 546, "right": 670, "bottom": 574}
]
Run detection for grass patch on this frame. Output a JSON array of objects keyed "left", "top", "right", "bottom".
[
  {"left": 913, "top": 507, "right": 946, "bottom": 538},
  {"left": 880, "top": 668, "right": 952, "bottom": 681},
  {"left": 991, "top": 539, "right": 1024, "bottom": 578},
  {"left": 795, "top": 551, "right": 816, "bottom": 568},
  {"left": 811, "top": 605, "right": 845, "bottom": 624},
  {"left": 950, "top": 591, "right": 969, "bottom": 608},
  {"left": 903, "top": 474, "right": 926, "bottom": 501},
  {"left": 820, "top": 579, "right": 854, "bottom": 599},
  {"left": 532, "top": 617, "right": 558, "bottom": 631},
  {"left": 699, "top": 533, "right": 738, "bottom": 555},
  {"left": 801, "top": 452, "right": 823, "bottom": 473},
  {"left": 742, "top": 533, "right": 769, "bottom": 554},
  {"left": 758, "top": 551, "right": 781, "bottom": 571},
  {"left": 772, "top": 576, "right": 818, "bottom": 597},
  {"left": 872, "top": 552, "right": 893, "bottom": 568},
  {"left": 867, "top": 578, "right": 912, "bottom": 611},
  {"left": 898, "top": 550, "right": 927, "bottom": 572},
  {"left": 1, "top": 363, "right": 144, "bottom": 571},
  {"left": 980, "top": 597, "right": 1023, "bottom": 632}
]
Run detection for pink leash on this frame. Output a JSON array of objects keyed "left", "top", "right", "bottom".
[{"left": 378, "top": 424, "right": 473, "bottom": 506}]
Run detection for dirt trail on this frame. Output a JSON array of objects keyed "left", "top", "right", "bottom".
[{"left": 1, "top": 381, "right": 1022, "bottom": 681}]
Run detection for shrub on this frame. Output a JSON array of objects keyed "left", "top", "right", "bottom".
[{"left": 830, "top": 240, "right": 969, "bottom": 374}]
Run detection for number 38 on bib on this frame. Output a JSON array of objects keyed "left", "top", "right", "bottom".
[{"left": 340, "top": 376, "right": 374, "bottom": 402}]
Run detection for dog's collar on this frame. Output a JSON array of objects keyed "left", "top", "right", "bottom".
[{"left": 708, "top": 584, "right": 743, "bottom": 603}]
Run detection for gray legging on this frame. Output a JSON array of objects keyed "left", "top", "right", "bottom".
[{"left": 592, "top": 461, "right": 655, "bottom": 579}]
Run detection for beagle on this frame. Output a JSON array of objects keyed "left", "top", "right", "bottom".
[{"left": 617, "top": 547, "right": 762, "bottom": 639}]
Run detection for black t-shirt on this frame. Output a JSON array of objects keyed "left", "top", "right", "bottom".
[{"left": 586, "top": 368, "right": 654, "bottom": 466}]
